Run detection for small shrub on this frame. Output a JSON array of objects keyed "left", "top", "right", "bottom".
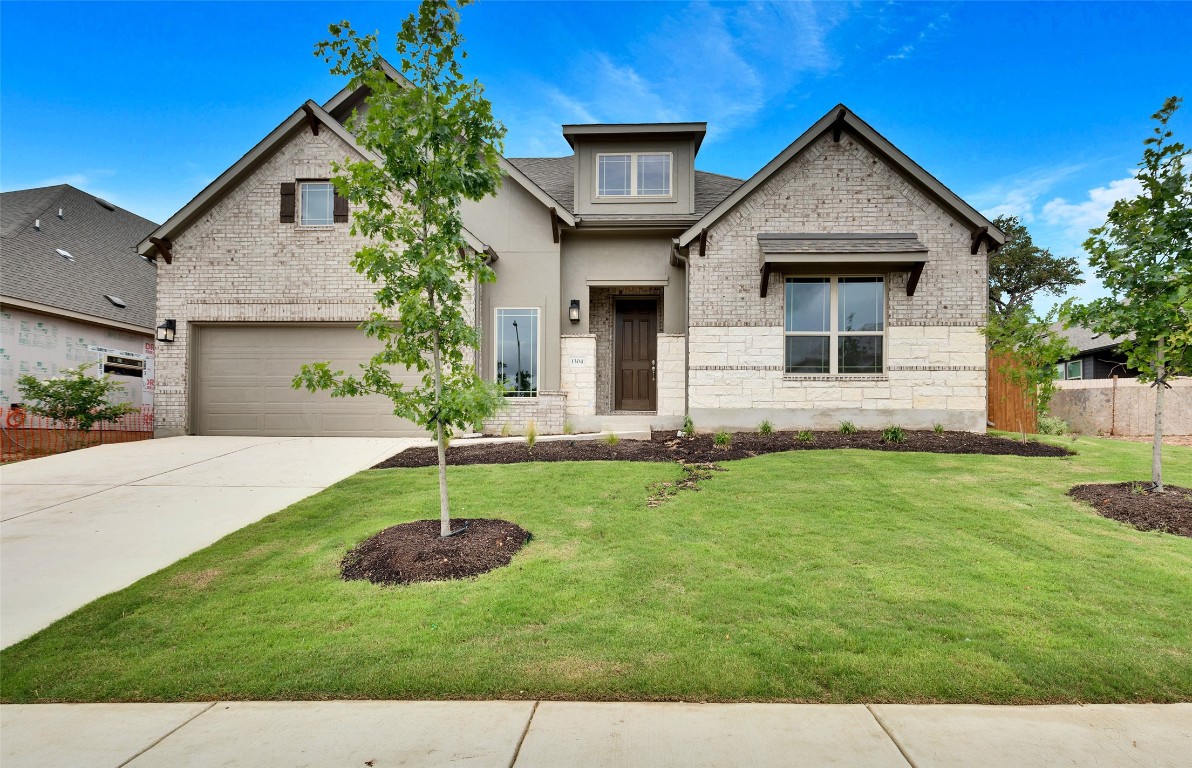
[
  {"left": 499, "top": 422, "right": 512, "bottom": 437},
  {"left": 933, "top": 422, "right": 945, "bottom": 434},
  {"left": 681, "top": 414, "right": 695, "bottom": 436},
  {"left": 604, "top": 433, "right": 620, "bottom": 446},
  {"left": 563, "top": 421, "right": 575, "bottom": 435},
  {"left": 881, "top": 425, "right": 906, "bottom": 444},
  {"left": 758, "top": 419, "right": 774, "bottom": 436},
  {"left": 797, "top": 429, "right": 815, "bottom": 443},
  {"left": 1037, "top": 415, "right": 1070, "bottom": 436},
  {"left": 525, "top": 420, "right": 537, "bottom": 450},
  {"left": 838, "top": 421, "right": 858, "bottom": 435},
  {"left": 714, "top": 430, "right": 733, "bottom": 447}
]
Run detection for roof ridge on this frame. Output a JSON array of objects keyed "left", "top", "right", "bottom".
[
  {"left": 694, "top": 169, "right": 745, "bottom": 183},
  {"left": 0, "top": 185, "right": 71, "bottom": 241}
]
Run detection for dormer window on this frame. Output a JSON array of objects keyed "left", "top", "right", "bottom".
[{"left": 597, "top": 152, "right": 672, "bottom": 197}]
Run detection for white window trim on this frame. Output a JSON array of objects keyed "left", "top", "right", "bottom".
[
  {"left": 494, "top": 306, "right": 542, "bottom": 398},
  {"left": 1065, "top": 359, "right": 1083, "bottom": 380},
  {"left": 595, "top": 151, "right": 674, "bottom": 198},
  {"left": 783, "top": 276, "right": 887, "bottom": 376},
  {"left": 297, "top": 180, "right": 335, "bottom": 228}
]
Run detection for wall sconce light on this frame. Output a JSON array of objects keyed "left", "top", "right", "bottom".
[
  {"left": 156, "top": 319, "right": 176, "bottom": 343},
  {"left": 568, "top": 299, "right": 581, "bottom": 324}
]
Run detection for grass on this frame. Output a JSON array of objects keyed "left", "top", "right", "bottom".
[{"left": 2, "top": 435, "right": 1191, "bottom": 704}]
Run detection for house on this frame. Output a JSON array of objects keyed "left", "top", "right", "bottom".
[
  {"left": 0, "top": 185, "right": 159, "bottom": 414},
  {"left": 139, "top": 64, "right": 1003, "bottom": 438},
  {"left": 1051, "top": 322, "right": 1138, "bottom": 380}
]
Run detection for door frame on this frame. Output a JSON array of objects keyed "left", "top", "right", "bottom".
[{"left": 612, "top": 298, "right": 658, "bottom": 412}]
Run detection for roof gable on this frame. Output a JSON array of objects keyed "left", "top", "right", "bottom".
[{"left": 678, "top": 105, "right": 1005, "bottom": 250}]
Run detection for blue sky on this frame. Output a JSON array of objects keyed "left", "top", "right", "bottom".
[{"left": 3, "top": 1, "right": 1189, "bottom": 312}]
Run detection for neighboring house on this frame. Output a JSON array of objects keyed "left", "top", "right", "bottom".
[
  {"left": 1051, "top": 322, "right": 1138, "bottom": 380},
  {"left": 0, "top": 185, "right": 159, "bottom": 412},
  {"left": 140, "top": 63, "right": 1003, "bottom": 438}
]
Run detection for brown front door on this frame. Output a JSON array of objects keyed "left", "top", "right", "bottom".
[{"left": 615, "top": 300, "right": 657, "bottom": 411}]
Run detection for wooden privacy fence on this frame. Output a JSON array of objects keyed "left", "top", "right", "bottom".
[
  {"left": 1, "top": 406, "right": 153, "bottom": 463},
  {"left": 987, "top": 351, "right": 1037, "bottom": 434}
]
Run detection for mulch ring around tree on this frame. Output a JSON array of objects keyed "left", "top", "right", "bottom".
[
  {"left": 373, "top": 429, "right": 1073, "bottom": 469},
  {"left": 341, "top": 518, "right": 531, "bottom": 585},
  {"left": 1068, "top": 483, "right": 1192, "bottom": 538}
]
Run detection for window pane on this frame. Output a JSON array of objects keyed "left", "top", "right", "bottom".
[
  {"left": 637, "top": 154, "right": 670, "bottom": 195},
  {"left": 838, "top": 277, "right": 884, "bottom": 331},
  {"left": 838, "top": 336, "right": 883, "bottom": 374},
  {"left": 300, "top": 182, "right": 334, "bottom": 225},
  {"left": 785, "top": 336, "right": 829, "bottom": 373},
  {"left": 598, "top": 155, "right": 631, "bottom": 196},
  {"left": 785, "top": 278, "right": 830, "bottom": 332},
  {"left": 496, "top": 309, "right": 538, "bottom": 396},
  {"left": 1067, "top": 360, "right": 1082, "bottom": 380}
]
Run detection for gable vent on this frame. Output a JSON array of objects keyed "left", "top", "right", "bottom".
[
  {"left": 104, "top": 295, "right": 127, "bottom": 308},
  {"left": 55, "top": 248, "right": 74, "bottom": 262}
]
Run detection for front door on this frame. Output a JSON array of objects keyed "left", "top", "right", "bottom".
[{"left": 614, "top": 300, "right": 657, "bottom": 411}]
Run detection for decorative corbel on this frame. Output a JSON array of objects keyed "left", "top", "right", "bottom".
[{"left": 149, "top": 237, "right": 174, "bottom": 265}]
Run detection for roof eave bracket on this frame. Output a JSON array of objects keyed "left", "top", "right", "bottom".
[
  {"left": 301, "top": 104, "right": 321, "bottom": 136},
  {"left": 148, "top": 236, "right": 173, "bottom": 265},
  {"left": 760, "top": 262, "right": 772, "bottom": 298},
  {"left": 698, "top": 228, "right": 708, "bottom": 258},
  {"left": 550, "top": 207, "right": 561, "bottom": 244},
  {"left": 970, "top": 225, "right": 989, "bottom": 255},
  {"left": 831, "top": 108, "right": 847, "bottom": 143}
]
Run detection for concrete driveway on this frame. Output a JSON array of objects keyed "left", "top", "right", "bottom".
[{"left": 0, "top": 436, "right": 422, "bottom": 648}]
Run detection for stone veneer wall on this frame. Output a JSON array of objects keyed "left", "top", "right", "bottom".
[
  {"left": 482, "top": 391, "right": 566, "bottom": 435},
  {"left": 656, "top": 333, "right": 686, "bottom": 417},
  {"left": 687, "top": 132, "right": 988, "bottom": 432},
  {"left": 589, "top": 286, "right": 664, "bottom": 414},
  {"left": 155, "top": 127, "right": 476, "bottom": 437},
  {"left": 560, "top": 335, "right": 597, "bottom": 417}
]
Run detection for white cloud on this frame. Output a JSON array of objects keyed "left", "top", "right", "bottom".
[
  {"left": 966, "top": 164, "right": 1085, "bottom": 223},
  {"left": 1040, "top": 173, "right": 1141, "bottom": 240},
  {"left": 499, "top": 0, "right": 851, "bottom": 156}
]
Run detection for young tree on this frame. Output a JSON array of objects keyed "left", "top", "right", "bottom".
[
  {"left": 16, "top": 363, "right": 138, "bottom": 450},
  {"left": 989, "top": 214, "right": 1083, "bottom": 318},
  {"left": 1064, "top": 96, "right": 1192, "bottom": 492},
  {"left": 294, "top": 0, "right": 506, "bottom": 535}
]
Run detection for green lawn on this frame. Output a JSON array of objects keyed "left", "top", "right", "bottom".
[{"left": 2, "top": 435, "right": 1191, "bottom": 704}]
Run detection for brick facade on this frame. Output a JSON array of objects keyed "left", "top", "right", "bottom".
[
  {"left": 687, "top": 133, "right": 988, "bottom": 432},
  {"left": 155, "top": 128, "right": 476, "bottom": 437}
]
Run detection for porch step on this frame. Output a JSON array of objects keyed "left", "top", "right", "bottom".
[{"left": 595, "top": 415, "right": 654, "bottom": 441}]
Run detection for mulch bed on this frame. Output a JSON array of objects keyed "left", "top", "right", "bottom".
[
  {"left": 373, "top": 429, "right": 1073, "bottom": 469},
  {"left": 341, "top": 518, "right": 531, "bottom": 585},
  {"left": 1068, "top": 483, "right": 1192, "bottom": 538}
]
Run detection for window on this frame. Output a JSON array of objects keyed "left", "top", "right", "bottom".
[
  {"left": 596, "top": 152, "right": 671, "bottom": 197},
  {"left": 495, "top": 308, "right": 538, "bottom": 397},
  {"left": 1066, "top": 359, "right": 1083, "bottom": 380},
  {"left": 785, "top": 277, "right": 884, "bottom": 374},
  {"left": 103, "top": 354, "right": 144, "bottom": 378},
  {"left": 299, "top": 181, "right": 335, "bottom": 225}
]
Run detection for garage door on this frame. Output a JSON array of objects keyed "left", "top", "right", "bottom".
[{"left": 194, "top": 324, "right": 424, "bottom": 437}]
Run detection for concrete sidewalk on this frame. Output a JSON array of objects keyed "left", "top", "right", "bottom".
[
  {"left": 1, "top": 701, "right": 1188, "bottom": 768},
  {"left": 0, "top": 436, "right": 424, "bottom": 647}
]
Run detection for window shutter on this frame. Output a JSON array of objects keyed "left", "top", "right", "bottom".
[
  {"left": 279, "top": 182, "right": 296, "bottom": 223},
  {"left": 333, "top": 190, "right": 349, "bottom": 223}
]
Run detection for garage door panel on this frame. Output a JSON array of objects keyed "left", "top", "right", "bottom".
[{"left": 195, "top": 325, "right": 423, "bottom": 437}]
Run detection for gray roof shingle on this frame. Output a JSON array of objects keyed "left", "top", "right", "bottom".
[
  {"left": 1049, "top": 322, "right": 1132, "bottom": 353},
  {"left": 1, "top": 185, "right": 159, "bottom": 329},
  {"left": 757, "top": 233, "right": 929, "bottom": 255},
  {"left": 505, "top": 157, "right": 743, "bottom": 218}
]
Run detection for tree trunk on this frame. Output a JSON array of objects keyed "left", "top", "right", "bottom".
[
  {"left": 430, "top": 298, "right": 451, "bottom": 537},
  {"left": 1153, "top": 338, "right": 1164, "bottom": 492}
]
